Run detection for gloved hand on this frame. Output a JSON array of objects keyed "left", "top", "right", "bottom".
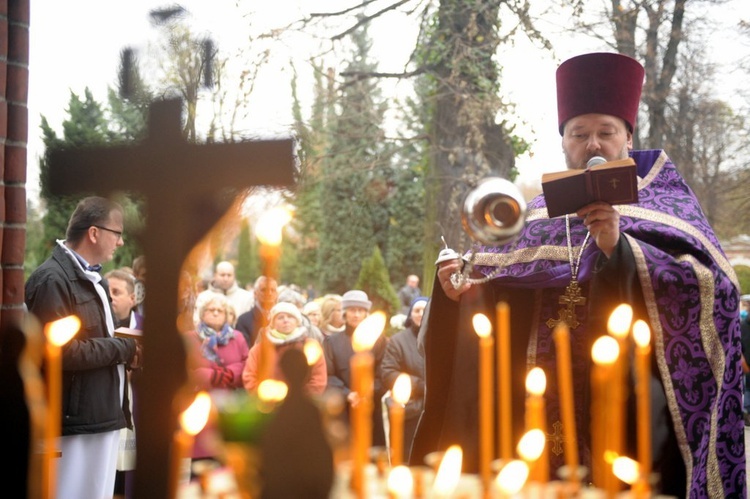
[{"left": 210, "top": 366, "right": 234, "bottom": 388}]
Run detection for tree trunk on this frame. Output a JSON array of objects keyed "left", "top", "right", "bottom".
[{"left": 424, "top": 0, "right": 516, "bottom": 264}]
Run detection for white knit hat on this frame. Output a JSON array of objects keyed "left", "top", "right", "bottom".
[
  {"left": 341, "top": 290, "right": 372, "bottom": 311},
  {"left": 269, "top": 301, "right": 303, "bottom": 326}
]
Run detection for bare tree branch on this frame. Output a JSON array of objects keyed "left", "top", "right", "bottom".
[{"left": 332, "top": 0, "right": 413, "bottom": 41}]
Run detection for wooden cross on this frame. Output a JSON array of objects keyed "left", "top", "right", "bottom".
[
  {"left": 545, "top": 280, "right": 586, "bottom": 330},
  {"left": 46, "top": 98, "right": 296, "bottom": 499}
]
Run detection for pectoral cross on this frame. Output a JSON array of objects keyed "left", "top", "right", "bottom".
[
  {"left": 545, "top": 279, "right": 586, "bottom": 330},
  {"left": 46, "top": 99, "right": 295, "bottom": 499}
]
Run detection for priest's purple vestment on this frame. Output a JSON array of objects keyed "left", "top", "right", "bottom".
[{"left": 412, "top": 150, "right": 745, "bottom": 498}]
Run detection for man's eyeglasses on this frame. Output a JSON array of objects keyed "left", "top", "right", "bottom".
[{"left": 93, "top": 225, "right": 123, "bottom": 241}]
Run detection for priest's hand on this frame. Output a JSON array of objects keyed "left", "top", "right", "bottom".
[
  {"left": 578, "top": 201, "right": 620, "bottom": 259},
  {"left": 437, "top": 258, "right": 470, "bottom": 302}
]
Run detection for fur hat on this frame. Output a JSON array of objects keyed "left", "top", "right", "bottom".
[
  {"left": 341, "top": 290, "right": 372, "bottom": 311},
  {"left": 556, "top": 52, "right": 645, "bottom": 135},
  {"left": 269, "top": 301, "right": 302, "bottom": 326}
]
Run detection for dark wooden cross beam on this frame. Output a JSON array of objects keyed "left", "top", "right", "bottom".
[{"left": 46, "top": 98, "right": 296, "bottom": 499}]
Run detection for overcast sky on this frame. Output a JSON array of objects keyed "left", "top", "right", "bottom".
[{"left": 27, "top": 1, "right": 748, "bottom": 206}]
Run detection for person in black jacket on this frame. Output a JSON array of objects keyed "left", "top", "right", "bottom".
[
  {"left": 381, "top": 296, "right": 428, "bottom": 463},
  {"left": 323, "top": 290, "right": 388, "bottom": 446},
  {"left": 25, "top": 196, "right": 143, "bottom": 499}
]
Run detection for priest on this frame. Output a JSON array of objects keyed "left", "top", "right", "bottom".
[{"left": 411, "top": 52, "right": 745, "bottom": 498}]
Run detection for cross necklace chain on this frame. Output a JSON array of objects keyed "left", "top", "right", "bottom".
[{"left": 546, "top": 215, "right": 591, "bottom": 330}]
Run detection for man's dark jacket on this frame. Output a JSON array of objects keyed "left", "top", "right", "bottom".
[{"left": 25, "top": 244, "right": 136, "bottom": 435}]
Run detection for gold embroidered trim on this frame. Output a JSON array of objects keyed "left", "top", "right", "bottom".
[
  {"left": 472, "top": 245, "right": 569, "bottom": 268},
  {"left": 625, "top": 233, "right": 693, "bottom": 491},
  {"left": 678, "top": 254, "right": 724, "bottom": 498}
]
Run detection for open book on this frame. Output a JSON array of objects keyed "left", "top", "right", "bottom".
[
  {"left": 541, "top": 157, "right": 638, "bottom": 218},
  {"left": 114, "top": 327, "right": 143, "bottom": 340}
]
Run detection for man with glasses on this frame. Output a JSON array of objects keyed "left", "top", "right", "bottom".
[{"left": 25, "top": 196, "right": 143, "bottom": 499}]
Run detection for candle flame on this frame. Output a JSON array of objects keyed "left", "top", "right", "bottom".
[
  {"left": 256, "top": 206, "right": 293, "bottom": 246},
  {"left": 392, "top": 373, "right": 412, "bottom": 405},
  {"left": 432, "top": 445, "right": 462, "bottom": 495},
  {"left": 180, "top": 391, "right": 211, "bottom": 436},
  {"left": 612, "top": 456, "right": 640, "bottom": 485},
  {"left": 607, "top": 303, "right": 633, "bottom": 339},
  {"left": 352, "top": 311, "right": 386, "bottom": 352},
  {"left": 472, "top": 313, "right": 492, "bottom": 338},
  {"left": 387, "top": 465, "right": 414, "bottom": 496},
  {"left": 495, "top": 459, "right": 530, "bottom": 494},
  {"left": 525, "top": 367, "right": 546, "bottom": 396},
  {"left": 258, "top": 379, "right": 288, "bottom": 402},
  {"left": 45, "top": 315, "right": 80, "bottom": 346},
  {"left": 303, "top": 338, "right": 323, "bottom": 365},
  {"left": 632, "top": 320, "right": 651, "bottom": 348},
  {"left": 517, "top": 429, "right": 545, "bottom": 462},
  {"left": 591, "top": 336, "right": 620, "bottom": 365}
]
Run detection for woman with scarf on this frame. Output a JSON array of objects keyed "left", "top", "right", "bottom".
[
  {"left": 184, "top": 295, "right": 249, "bottom": 470},
  {"left": 242, "top": 302, "right": 327, "bottom": 395}
]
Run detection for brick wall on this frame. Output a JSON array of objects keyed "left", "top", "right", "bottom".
[{"left": 1, "top": 0, "right": 29, "bottom": 327}]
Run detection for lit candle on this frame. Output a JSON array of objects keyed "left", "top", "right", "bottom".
[
  {"left": 591, "top": 335, "right": 619, "bottom": 489},
  {"left": 303, "top": 338, "right": 323, "bottom": 366},
  {"left": 632, "top": 320, "right": 652, "bottom": 496},
  {"left": 432, "top": 445, "right": 463, "bottom": 498},
  {"left": 255, "top": 207, "right": 292, "bottom": 384},
  {"left": 255, "top": 206, "right": 292, "bottom": 282},
  {"left": 607, "top": 303, "right": 633, "bottom": 461},
  {"left": 496, "top": 302, "right": 512, "bottom": 461},
  {"left": 495, "top": 459, "right": 530, "bottom": 498},
  {"left": 473, "top": 313, "right": 494, "bottom": 494},
  {"left": 390, "top": 373, "right": 412, "bottom": 466},
  {"left": 387, "top": 465, "right": 414, "bottom": 498},
  {"left": 525, "top": 368, "right": 548, "bottom": 482},
  {"left": 517, "top": 429, "right": 545, "bottom": 463},
  {"left": 43, "top": 315, "right": 80, "bottom": 499},
  {"left": 552, "top": 323, "right": 579, "bottom": 487},
  {"left": 612, "top": 455, "right": 640, "bottom": 488},
  {"left": 169, "top": 391, "right": 212, "bottom": 499},
  {"left": 350, "top": 311, "right": 386, "bottom": 496}
]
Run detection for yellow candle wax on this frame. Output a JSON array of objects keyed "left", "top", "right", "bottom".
[
  {"left": 633, "top": 320, "right": 652, "bottom": 496},
  {"left": 390, "top": 373, "right": 412, "bottom": 467},
  {"left": 496, "top": 302, "right": 512, "bottom": 461},
  {"left": 553, "top": 324, "right": 579, "bottom": 487},
  {"left": 473, "top": 313, "right": 494, "bottom": 495},
  {"left": 43, "top": 315, "right": 79, "bottom": 499}
]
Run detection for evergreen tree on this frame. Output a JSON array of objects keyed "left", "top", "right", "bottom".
[
  {"left": 235, "top": 218, "right": 254, "bottom": 288},
  {"left": 288, "top": 61, "right": 332, "bottom": 290},
  {"left": 354, "top": 245, "right": 401, "bottom": 320},
  {"left": 317, "top": 22, "right": 393, "bottom": 294},
  {"left": 38, "top": 90, "right": 114, "bottom": 260}
]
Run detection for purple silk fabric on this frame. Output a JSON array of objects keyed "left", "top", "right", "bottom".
[{"left": 472, "top": 150, "right": 744, "bottom": 497}]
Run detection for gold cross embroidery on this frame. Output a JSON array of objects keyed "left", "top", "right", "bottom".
[
  {"left": 548, "top": 420, "right": 565, "bottom": 456},
  {"left": 545, "top": 280, "right": 586, "bottom": 329}
]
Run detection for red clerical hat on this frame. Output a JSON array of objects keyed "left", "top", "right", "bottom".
[{"left": 556, "top": 52, "right": 645, "bottom": 135}]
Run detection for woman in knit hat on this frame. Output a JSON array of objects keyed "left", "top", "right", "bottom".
[{"left": 242, "top": 301, "right": 327, "bottom": 395}]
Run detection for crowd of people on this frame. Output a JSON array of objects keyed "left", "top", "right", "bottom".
[
  {"left": 25, "top": 195, "right": 426, "bottom": 498},
  {"left": 22, "top": 50, "right": 747, "bottom": 499}
]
